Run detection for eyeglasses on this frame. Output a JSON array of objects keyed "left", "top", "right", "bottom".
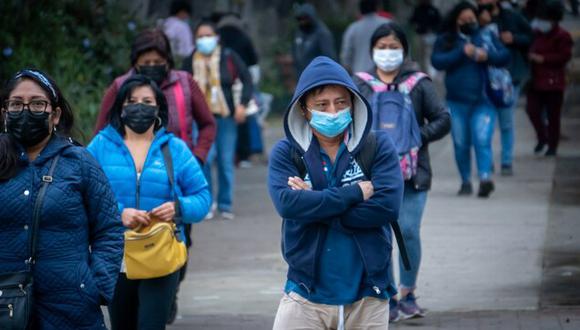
[
  {"left": 4, "top": 100, "right": 50, "bottom": 114},
  {"left": 307, "top": 100, "right": 351, "bottom": 112}
]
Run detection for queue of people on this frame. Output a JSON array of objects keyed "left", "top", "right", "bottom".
[{"left": 0, "top": 0, "right": 575, "bottom": 329}]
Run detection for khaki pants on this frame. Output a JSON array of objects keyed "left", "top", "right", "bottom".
[{"left": 272, "top": 291, "right": 389, "bottom": 330}]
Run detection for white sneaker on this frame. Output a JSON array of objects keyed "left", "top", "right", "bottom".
[
  {"left": 220, "top": 211, "right": 235, "bottom": 220},
  {"left": 205, "top": 203, "right": 218, "bottom": 220}
]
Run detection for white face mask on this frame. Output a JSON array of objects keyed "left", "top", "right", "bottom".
[
  {"left": 373, "top": 49, "right": 404, "bottom": 72},
  {"left": 531, "top": 19, "right": 553, "bottom": 33}
]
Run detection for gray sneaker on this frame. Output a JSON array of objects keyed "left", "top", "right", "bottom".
[
  {"left": 398, "top": 293, "right": 426, "bottom": 319},
  {"left": 389, "top": 299, "right": 401, "bottom": 323}
]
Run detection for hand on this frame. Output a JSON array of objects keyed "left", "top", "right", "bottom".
[
  {"left": 357, "top": 181, "right": 374, "bottom": 201},
  {"left": 464, "top": 43, "right": 476, "bottom": 57},
  {"left": 150, "top": 202, "right": 176, "bottom": 222},
  {"left": 500, "top": 31, "right": 514, "bottom": 45},
  {"left": 287, "top": 176, "right": 311, "bottom": 190},
  {"left": 529, "top": 53, "right": 545, "bottom": 64},
  {"left": 475, "top": 48, "right": 488, "bottom": 62},
  {"left": 234, "top": 105, "right": 246, "bottom": 124},
  {"left": 122, "top": 208, "right": 150, "bottom": 229}
]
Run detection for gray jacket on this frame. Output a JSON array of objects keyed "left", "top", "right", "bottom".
[{"left": 341, "top": 13, "right": 391, "bottom": 73}]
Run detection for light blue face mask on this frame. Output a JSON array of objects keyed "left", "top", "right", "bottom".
[
  {"left": 196, "top": 36, "right": 218, "bottom": 55},
  {"left": 308, "top": 108, "right": 353, "bottom": 138},
  {"left": 531, "top": 19, "right": 553, "bottom": 33}
]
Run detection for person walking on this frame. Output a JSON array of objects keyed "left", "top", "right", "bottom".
[
  {"left": 292, "top": 3, "right": 337, "bottom": 76},
  {"left": 95, "top": 29, "right": 216, "bottom": 166},
  {"left": 268, "top": 56, "right": 404, "bottom": 329},
  {"left": 354, "top": 23, "right": 451, "bottom": 322},
  {"left": 182, "top": 20, "right": 253, "bottom": 220},
  {"left": 431, "top": 1, "right": 510, "bottom": 198},
  {"left": 409, "top": 0, "right": 442, "bottom": 77},
  {"left": 0, "top": 69, "right": 124, "bottom": 329},
  {"left": 162, "top": 0, "right": 194, "bottom": 62},
  {"left": 476, "top": 0, "right": 532, "bottom": 175},
  {"left": 526, "top": 0, "right": 573, "bottom": 156},
  {"left": 340, "top": 0, "right": 391, "bottom": 74},
  {"left": 87, "top": 75, "right": 211, "bottom": 330}
]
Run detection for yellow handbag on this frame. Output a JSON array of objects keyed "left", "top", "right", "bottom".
[
  {"left": 124, "top": 220, "right": 187, "bottom": 280},
  {"left": 123, "top": 143, "right": 188, "bottom": 280}
]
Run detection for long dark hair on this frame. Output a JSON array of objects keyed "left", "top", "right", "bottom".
[
  {"left": 107, "top": 74, "right": 169, "bottom": 136},
  {"left": 0, "top": 69, "right": 74, "bottom": 181},
  {"left": 440, "top": 1, "right": 478, "bottom": 50}
]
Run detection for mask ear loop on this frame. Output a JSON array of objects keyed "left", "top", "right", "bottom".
[{"left": 156, "top": 117, "right": 162, "bottom": 129}]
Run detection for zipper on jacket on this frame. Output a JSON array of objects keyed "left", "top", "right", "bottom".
[
  {"left": 352, "top": 235, "right": 382, "bottom": 295},
  {"left": 1, "top": 304, "right": 14, "bottom": 318},
  {"left": 136, "top": 172, "right": 141, "bottom": 210}
]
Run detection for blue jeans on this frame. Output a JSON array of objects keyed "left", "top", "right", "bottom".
[
  {"left": 448, "top": 100, "right": 496, "bottom": 182},
  {"left": 203, "top": 116, "right": 237, "bottom": 212},
  {"left": 496, "top": 86, "right": 521, "bottom": 166},
  {"left": 389, "top": 186, "right": 428, "bottom": 291}
]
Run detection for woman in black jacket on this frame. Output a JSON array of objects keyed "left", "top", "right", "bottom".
[{"left": 354, "top": 23, "right": 451, "bottom": 323}]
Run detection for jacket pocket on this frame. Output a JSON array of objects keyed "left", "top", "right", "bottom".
[{"left": 76, "top": 263, "right": 100, "bottom": 306}]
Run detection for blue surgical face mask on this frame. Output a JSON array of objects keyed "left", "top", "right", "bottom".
[
  {"left": 308, "top": 108, "right": 353, "bottom": 138},
  {"left": 196, "top": 36, "right": 218, "bottom": 55}
]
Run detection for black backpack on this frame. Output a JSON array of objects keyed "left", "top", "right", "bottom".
[{"left": 291, "top": 132, "right": 411, "bottom": 270}]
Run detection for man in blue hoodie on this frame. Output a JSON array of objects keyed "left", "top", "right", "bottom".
[{"left": 268, "top": 56, "right": 404, "bottom": 329}]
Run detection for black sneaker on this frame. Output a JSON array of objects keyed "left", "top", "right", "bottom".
[
  {"left": 500, "top": 164, "right": 513, "bottom": 176},
  {"left": 478, "top": 180, "right": 495, "bottom": 198},
  {"left": 534, "top": 143, "right": 546, "bottom": 154},
  {"left": 545, "top": 148, "right": 557, "bottom": 157},
  {"left": 457, "top": 182, "right": 473, "bottom": 196}
]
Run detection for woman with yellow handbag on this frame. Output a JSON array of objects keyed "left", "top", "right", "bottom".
[{"left": 88, "top": 74, "right": 211, "bottom": 330}]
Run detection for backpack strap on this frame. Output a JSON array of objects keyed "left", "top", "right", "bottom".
[
  {"left": 355, "top": 72, "right": 389, "bottom": 93},
  {"left": 291, "top": 147, "right": 307, "bottom": 179},
  {"left": 399, "top": 72, "right": 429, "bottom": 95},
  {"left": 172, "top": 81, "right": 189, "bottom": 142},
  {"left": 354, "top": 132, "right": 411, "bottom": 271}
]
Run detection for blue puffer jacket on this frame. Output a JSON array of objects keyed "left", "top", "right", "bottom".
[
  {"left": 0, "top": 136, "right": 124, "bottom": 329},
  {"left": 268, "top": 56, "right": 404, "bottom": 296},
  {"left": 431, "top": 29, "right": 510, "bottom": 105},
  {"left": 87, "top": 126, "right": 211, "bottom": 240}
]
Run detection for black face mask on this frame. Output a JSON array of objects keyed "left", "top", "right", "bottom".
[
  {"left": 459, "top": 22, "right": 479, "bottom": 35},
  {"left": 137, "top": 65, "right": 168, "bottom": 85},
  {"left": 6, "top": 110, "right": 51, "bottom": 147},
  {"left": 121, "top": 103, "right": 158, "bottom": 134}
]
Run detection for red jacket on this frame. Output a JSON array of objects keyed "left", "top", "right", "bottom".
[
  {"left": 529, "top": 25, "right": 573, "bottom": 91},
  {"left": 95, "top": 69, "right": 216, "bottom": 163}
]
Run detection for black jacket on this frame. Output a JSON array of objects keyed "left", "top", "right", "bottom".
[
  {"left": 354, "top": 61, "right": 451, "bottom": 191},
  {"left": 493, "top": 7, "right": 533, "bottom": 86}
]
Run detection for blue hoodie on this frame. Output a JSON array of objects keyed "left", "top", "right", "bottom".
[
  {"left": 267, "top": 56, "right": 404, "bottom": 302},
  {"left": 87, "top": 126, "right": 211, "bottom": 241}
]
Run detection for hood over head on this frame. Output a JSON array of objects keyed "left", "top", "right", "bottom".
[
  {"left": 294, "top": 3, "right": 318, "bottom": 21},
  {"left": 284, "top": 56, "right": 372, "bottom": 154}
]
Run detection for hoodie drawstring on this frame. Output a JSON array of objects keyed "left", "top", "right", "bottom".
[{"left": 338, "top": 305, "right": 345, "bottom": 330}]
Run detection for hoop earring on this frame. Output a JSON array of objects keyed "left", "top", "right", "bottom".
[{"left": 156, "top": 117, "right": 162, "bottom": 128}]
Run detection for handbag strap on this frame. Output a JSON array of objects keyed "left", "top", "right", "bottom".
[
  {"left": 29, "top": 155, "right": 60, "bottom": 267},
  {"left": 161, "top": 143, "right": 182, "bottom": 226}
]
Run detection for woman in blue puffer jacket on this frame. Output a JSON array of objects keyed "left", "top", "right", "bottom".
[
  {"left": 87, "top": 74, "right": 211, "bottom": 329},
  {"left": 0, "top": 69, "right": 124, "bottom": 329}
]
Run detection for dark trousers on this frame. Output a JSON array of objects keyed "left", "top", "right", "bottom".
[
  {"left": 526, "top": 90, "right": 564, "bottom": 151},
  {"left": 108, "top": 271, "right": 180, "bottom": 330}
]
